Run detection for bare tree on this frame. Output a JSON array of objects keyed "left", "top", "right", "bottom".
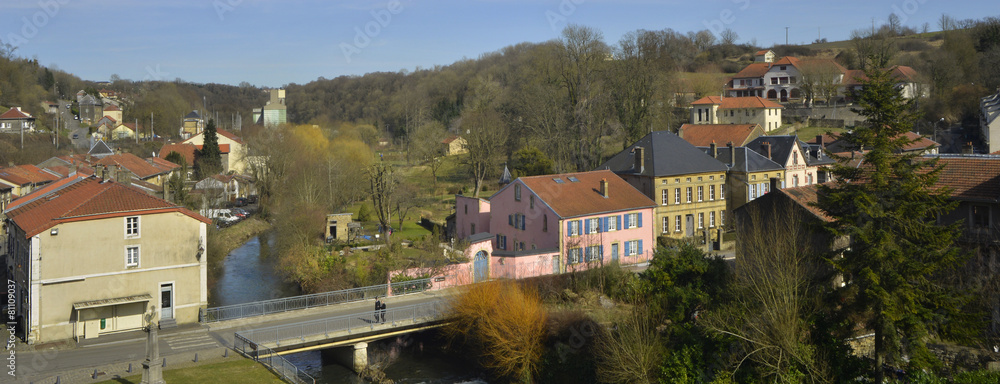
[
  {"left": 367, "top": 161, "right": 397, "bottom": 241},
  {"left": 558, "top": 24, "right": 611, "bottom": 171},
  {"left": 595, "top": 309, "right": 663, "bottom": 384},
  {"left": 462, "top": 75, "right": 509, "bottom": 197},
  {"left": 720, "top": 28, "right": 739, "bottom": 45},
  {"left": 851, "top": 29, "right": 897, "bottom": 70}
]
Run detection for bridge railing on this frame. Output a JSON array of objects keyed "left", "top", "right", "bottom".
[
  {"left": 234, "top": 333, "right": 316, "bottom": 384},
  {"left": 202, "top": 278, "right": 433, "bottom": 323},
  {"left": 236, "top": 300, "right": 449, "bottom": 348}
]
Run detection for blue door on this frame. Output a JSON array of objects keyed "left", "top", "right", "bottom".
[
  {"left": 474, "top": 251, "right": 489, "bottom": 283},
  {"left": 611, "top": 243, "right": 619, "bottom": 262}
]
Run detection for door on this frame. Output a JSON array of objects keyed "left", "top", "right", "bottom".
[
  {"left": 552, "top": 255, "right": 560, "bottom": 274},
  {"left": 611, "top": 243, "right": 619, "bottom": 262},
  {"left": 685, "top": 215, "right": 694, "bottom": 237},
  {"left": 473, "top": 251, "right": 489, "bottom": 283},
  {"left": 160, "top": 283, "right": 174, "bottom": 320}
]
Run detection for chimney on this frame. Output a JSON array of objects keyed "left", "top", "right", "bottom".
[
  {"left": 815, "top": 135, "right": 823, "bottom": 147},
  {"left": 600, "top": 178, "right": 609, "bottom": 198},
  {"left": 963, "top": 142, "right": 974, "bottom": 154},
  {"left": 762, "top": 141, "right": 772, "bottom": 160},
  {"left": 770, "top": 177, "right": 781, "bottom": 192},
  {"left": 710, "top": 141, "right": 718, "bottom": 158},
  {"left": 727, "top": 141, "right": 735, "bottom": 168},
  {"left": 633, "top": 146, "right": 645, "bottom": 174}
]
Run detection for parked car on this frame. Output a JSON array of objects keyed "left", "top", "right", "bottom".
[
  {"left": 246, "top": 194, "right": 258, "bottom": 204},
  {"left": 72, "top": 133, "right": 79, "bottom": 139},
  {"left": 235, "top": 197, "right": 248, "bottom": 207},
  {"left": 206, "top": 209, "right": 240, "bottom": 227},
  {"left": 231, "top": 208, "right": 249, "bottom": 219}
]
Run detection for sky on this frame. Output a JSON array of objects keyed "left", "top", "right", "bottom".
[{"left": 0, "top": 0, "right": 993, "bottom": 87}]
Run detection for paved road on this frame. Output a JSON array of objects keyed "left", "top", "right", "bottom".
[{"left": 11, "top": 289, "right": 450, "bottom": 383}]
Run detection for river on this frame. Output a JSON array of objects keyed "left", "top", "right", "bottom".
[{"left": 210, "top": 231, "right": 488, "bottom": 384}]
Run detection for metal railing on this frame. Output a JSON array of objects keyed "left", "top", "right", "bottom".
[
  {"left": 202, "top": 278, "right": 432, "bottom": 323},
  {"left": 234, "top": 333, "right": 316, "bottom": 384},
  {"left": 236, "top": 300, "right": 449, "bottom": 348}
]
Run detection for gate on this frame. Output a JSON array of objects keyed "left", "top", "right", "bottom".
[{"left": 474, "top": 251, "right": 489, "bottom": 283}]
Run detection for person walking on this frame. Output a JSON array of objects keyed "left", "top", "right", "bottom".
[
  {"left": 380, "top": 301, "right": 387, "bottom": 323},
  {"left": 374, "top": 297, "right": 382, "bottom": 323}
]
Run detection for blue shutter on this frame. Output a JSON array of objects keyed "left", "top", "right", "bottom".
[
  {"left": 638, "top": 240, "right": 644, "bottom": 255},
  {"left": 567, "top": 221, "right": 572, "bottom": 236},
  {"left": 637, "top": 212, "right": 643, "bottom": 228},
  {"left": 509, "top": 214, "right": 513, "bottom": 226},
  {"left": 617, "top": 215, "right": 622, "bottom": 230},
  {"left": 597, "top": 217, "right": 604, "bottom": 233},
  {"left": 624, "top": 241, "right": 631, "bottom": 256},
  {"left": 576, "top": 220, "right": 582, "bottom": 235}
]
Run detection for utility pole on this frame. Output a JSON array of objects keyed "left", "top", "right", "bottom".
[{"left": 135, "top": 118, "right": 139, "bottom": 144}]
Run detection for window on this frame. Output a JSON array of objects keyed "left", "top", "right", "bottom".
[
  {"left": 793, "top": 152, "right": 798, "bottom": 165},
  {"left": 126, "top": 246, "right": 139, "bottom": 268},
  {"left": 780, "top": 65, "right": 786, "bottom": 70},
  {"left": 568, "top": 248, "right": 583, "bottom": 264},
  {"left": 720, "top": 184, "right": 725, "bottom": 199},
  {"left": 514, "top": 184, "right": 521, "bottom": 201},
  {"left": 698, "top": 213, "right": 705, "bottom": 229},
  {"left": 973, "top": 205, "right": 990, "bottom": 229},
  {"left": 807, "top": 173, "right": 813, "bottom": 185},
  {"left": 585, "top": 246, "right": 602, "bottom": 262},
  {"left": 793, "top": 175, "right": 799, "bottom": 187},
  {"left": 543, "top": 215, "right": 548, "bottom": 232},
  {"left": 625, "top": 240, "right": 640, "bottom": 256},
  {"left": 675, "top": 216, "right": 681, "bottom": 232},
  {"left": 587, "top": 218, "right": 599, "bottom": 234},
  {"left": 710, "top": 185, "right": 716, "bottom": 201},
  {"left": 530, "top": 195, "right": 534, "bottom": 209},
  {"left": 464, "top": 205, "right": 468, "bottom": 214},
  {"left": 568, "top": 220, "right": 580, "bottom": 236},
  {"left": 686, "top": 177, "right": 691, "bottom": 182},
  {"left": 770, "top": 77, "right": 778, "bottom": 85},
  {"left": 607, "top": 215, "right": 618, "bottom": 231},
  {"left": 697, "top": 186, "right": 704, "bottom": 202},
  {"left": 661, "top": 189, "right": 668, "bottom": 205},
  {"left": 675, "top": 178, "right": 680, "bottom": 183},
  {"left": 662, "top": 217, "right": 669, "bottom": 233},
  {"left": 697, "top": 177, "right": 702, "bottom": 181},
  {"left": 626, "top": 213, "right": 639, "bottom": 229},
  {"left": 709, "top": 176, "right": 714, "bottom": 180},
  {"left": 686, "top": 187, "right": 692, "bottom": 203},
  {"left": 710, "top": 211, "right": 716, "bottom": 227},
  {"left": 674, "top": 188, "right": 681, "bottom": 204},
  {"left": 720, "top": 211, "right": 725, "bottom": 227},
  {"left": 125, "top": 216, "right": 140, "bottom": 238}
]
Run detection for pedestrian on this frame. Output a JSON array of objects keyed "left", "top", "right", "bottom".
[
  {"left": 374, "top": 297, "right": 381, "bottom": 322},
  {"left": 380, "top": 301, "right": 387, "bottom": 323}
]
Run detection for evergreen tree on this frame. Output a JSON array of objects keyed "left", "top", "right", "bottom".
[
  {"left": 817, "top": 65, "right": 966, "bottom": 382},
  {"left": 195, "top": 119, "right": 223, "bottom": 178}
]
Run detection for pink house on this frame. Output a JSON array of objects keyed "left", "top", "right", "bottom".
[{"left": 450, "top": 170, "right": 656, "bottom": 283}]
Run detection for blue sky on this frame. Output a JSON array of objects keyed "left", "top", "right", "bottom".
[{"left": 0, "top": 0, "right": 991, "bottom": 87}]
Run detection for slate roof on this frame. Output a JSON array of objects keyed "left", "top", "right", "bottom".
[
  {"left": 184, "top": 110, "right": 202, "bottom": 120},
  {"left": 511, "top": 170, "right": 655, "bottom": 219},
  {"left": 78, "top": 94, "right": 100, "bottom": 106},
  {"left": 746, "top": 135, "right": 803, "bottom": 164},
  {"left": 5, "top": 176, "right": 209, "bottom": 238},
  {"left": 598, "top": 131, "right": 728, "bottom": 177},
  {"left": 679, "top": 124, "right": 761, "bottom": 147},
  {"left": 88, "top": 140, "right": 115, "bottom": 158},
  {"left": 701, "top": 146, "right": 784, "bottom": 173},
  {"left": 498, "top": 165, "right": 512, "bottom": 185},
  {"left": 690, "top": 96, "right": 784, "bottom": 109}
]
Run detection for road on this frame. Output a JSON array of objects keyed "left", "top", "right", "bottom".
[{"left": 56, "top": 99, "right": 89, "bottom": 149}]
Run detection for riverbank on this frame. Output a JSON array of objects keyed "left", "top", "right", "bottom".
[{"left": 207, "top": 217, "right": 272, "bottom": 289}]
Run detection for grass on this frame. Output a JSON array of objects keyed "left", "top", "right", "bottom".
[
  {"left": 96, "top": 358, "right": 285, "bottom": 384},
  {"left": 772, "top": 125, "right": 847, "bottom": 140}
]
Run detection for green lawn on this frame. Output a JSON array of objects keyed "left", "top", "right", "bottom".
[{"left": 97, "top": 358, "right": 285, "bottom": 384}]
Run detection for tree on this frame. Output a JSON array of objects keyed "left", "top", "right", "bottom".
[
  {"left": 817, "top": 64, "right": 967, "bottom": 382},
  {"left": 611, "top": 30, "right": 676, "bottom": 147},
  {"left": 409, "top": 120, "right": 447, "bottom": 189},
  {"left": 595, "top": 309, "right": 663, "bottom": 384},
  {"left": 195, "top": 119, "right": 223, "bottom": 178},
  {"left": 367, "top": 161, "right": 397, "bottom": 241},
  {"left": 851, "top": 29, "right": 897, "bottom": 71},
  {"left": 511, "top": 146, "right": 554, "bottom": 177},
  {"left": 462, "top": 75, "right": 509, "bottom": 197},
  {"left": 720, "top": 28, "right": 739, "bottom": 45}
]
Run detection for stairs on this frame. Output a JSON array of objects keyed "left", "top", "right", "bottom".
[{"left": 159, "top": 318, "right": 177, "bottom": 329}]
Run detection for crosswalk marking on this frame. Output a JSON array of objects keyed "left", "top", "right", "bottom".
[{"left": 164, "top": 333, "right": 219, "bottom": 352}]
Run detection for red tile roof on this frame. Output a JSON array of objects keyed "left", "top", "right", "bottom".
[
  {"left": 778, "top": 184, "right": 833, "bottom": 222},
  {"left": 95, "top": 153, "right": 178, "bottom": 179},
  {"left": 0, "top": 107, "right": 33, "bottom": 119},
  {"left": 691, "top": 96, "right": 784, "bottom": 109},
  {"left": 159, "top": 143, "right": 197, "bottom": 166},
  {"left": 0, "top": 164, "right": 60, "bottom": 186},
  {"left": 678, "top": 124, "right": 761, "bottom": 147},
  {"left": 934, "top": 157, "right": 1000, "bottom": 202},
  {"left": 513, "top": 170, "right": 655, "bottom": 219},
  {"left": 755, "top": 49, "right": 771, "bottom": 56},
  {"left": 217, "top": 129, "right": 244, "bottom": 144},
  {"left": 195, "top": 144, "right": 231, "bottom": 154},
  {"left": 441, "top": 135, "right": 461, "bottom": 144},
  {"left": 733, "top": 62, "right": 772, "bottom": 79},
  {"left": 6, "top": 176, "right": 209, "bottom": 238},
  {"left": 103, "top": 104, "right": 121, "bottom": 111},
  {"left": 843, "top": 66, "right": 920, "bottom": 86}
]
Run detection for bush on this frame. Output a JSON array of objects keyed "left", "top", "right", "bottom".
[
  {"left": 357, "top": 203, "right": 372, "bottom": 222},
  {"left": 899, "top": 40, "right": 932, "bottom": 52}
]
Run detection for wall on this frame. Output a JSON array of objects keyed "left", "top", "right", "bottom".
[
  {"left": 559, "top": 206, "right": 655, "bottom": 272},
  {"left": 454, "top": 195, "right": 491, "bottom": 240},
  {"left": 488, "top": 181, "right": 560, "bottom": 252},
  {"left": 650, "top": 172, "right": 728, "bottom": 239}
]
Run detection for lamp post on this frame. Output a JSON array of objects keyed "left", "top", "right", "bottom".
[{"left": 935, "top": 118, "right": 945, "bottom": 150}]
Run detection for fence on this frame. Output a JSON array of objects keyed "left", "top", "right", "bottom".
[
  {"left": 234, "top": 333, "right": 316, "bottom": 384},
  {"left": 202, "top": 278, "right": 432, "bottom": 323},
  {"left": 235, "top": 300, "right": 449, "bottom": 348}
]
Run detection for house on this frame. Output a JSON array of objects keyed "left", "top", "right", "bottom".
[
  {"left": 0, "top": 107, "right": 36, "bottom": 133},
  {"left": 325, "top": 213, "right": 355, "bottom": 242},
  {"left": 981, "top": 90, "right": 1000, "bottom": 154},
  {"left": 729, "top": 56, "right": 923, "bottom": 103},
  {"left": 253, "top": 89, "right": 287, "bottom": 128},
  {"left": 449, "top": 170, "right": 655, "bottom": 283},
  {"left": 441, "top": 135, "right": 468, "bottom": 156},
  {"left": 678, "top": 123, "right": 764, "bottom": 147},
  {"left": 182, "top": 128, "right": 246, "bottom": 174},
  {"left": 87, "top": 140, "right": 116, "bottom": 159},
  {"left": 93, "top": 153, "right": 180, "bottom": 187},
  {"left": 102, "top": 103, "right": 122, "bottom": 122},
  {"left": 701, "top": 142, "right": 785, "bottom": 226},
  {"left": 192, "top": 174, "right": 249, "bottom": 207},
  {"left": 77, "top": 94, "right": 102, "bottom": 123},
  {"left": 754, "top": 49, "right": 775, "bottom": 63},
  {"left": 4, "top": 176, "right": 210, "bottom": 343},
  {"left": 822, "top": 132, "right": 940, "bottom": 156},
  {"left": 842, "top": 65, "right": 925, "bottom": 100},
  {"left": 0, "top": 165, "right": 60, "bottom": 197},
  {"left": 180, "top": 110, "right": 205, "bottom": 138},
  {"left": 746, "top": 135, "right": 834, "bottom": 188},
  {"left": 689, "top": 96, "right": 784, "bottom": 132},
  {"left": 598, "top": 131, "right": 729, "bottom": 240}
]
